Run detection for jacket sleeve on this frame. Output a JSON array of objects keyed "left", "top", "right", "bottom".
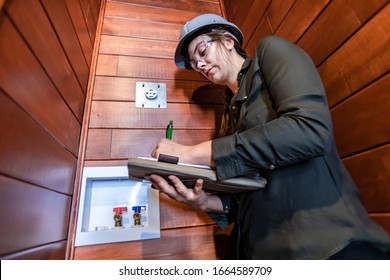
[{"left": 212, "top": 36, "right": 334, "bottom": 180}]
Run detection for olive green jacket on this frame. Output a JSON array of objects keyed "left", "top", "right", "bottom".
[{"left": 211, "top": 35, "right": 390, "bottom": 259}]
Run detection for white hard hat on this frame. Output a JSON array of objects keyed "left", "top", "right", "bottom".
[{"left": 174, "top": 14, "right": 243, "bottom": 70}]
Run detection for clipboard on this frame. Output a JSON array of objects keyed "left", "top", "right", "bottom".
[{"left": 127, "top": 157, "right": 266, "bottom": 193}]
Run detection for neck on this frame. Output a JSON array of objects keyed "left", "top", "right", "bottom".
[{"left": 226, "top": 56, "right": 245, "bottom": 93}]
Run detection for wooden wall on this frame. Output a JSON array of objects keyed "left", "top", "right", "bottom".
[
  {"left": 0, "top": 0, "right": 101, "bottom": 259},
  {"left": 224, "top": 0, "right": 390, "bottom": 230},
  {"left": 72, "top": 0, "right": 390, "bottom": 260},
  {"left": 71, "top": 0, "right": 234, "bottom": 260}
]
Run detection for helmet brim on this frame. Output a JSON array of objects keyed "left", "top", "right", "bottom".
[{"left": 174, "top": 22, "right": 243, "bottom": 70}]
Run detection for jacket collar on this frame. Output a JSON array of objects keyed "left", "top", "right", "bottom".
[{"left": 232, "top": 57, "right": 253, "bottom": 103}]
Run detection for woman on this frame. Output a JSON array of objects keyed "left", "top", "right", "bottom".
[{"left": 149, "top": 14, "right": 390, "bottom": 259}]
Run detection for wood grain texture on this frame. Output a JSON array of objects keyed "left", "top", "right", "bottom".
[
  {"left": 102, "top": 17, "right": 182, "bottom": 41},
  {"left": 0, "top": 16, "right": 81, "bottom": 155},
  {"left": 318, "top": 4, "right": 390, "bottom": 107},
  {"left": 66, "top": 0, "right": 94, "bottom": 67},
  {"left": 89, "top": 101, "right": 223, "bottom": 129},
  {"left": 104, "top": 1, "right": 199, "bottom": 25},
  {"left": 41, "top": 0, "right": 90, "bottom": 92},
  {"left": 86, "top": 129, "right": 218, "bottom": 160},
  {"left": 298, "top": 0, "right": 387, "bottom": 66},
  {"left": 0, "top": 0, "right": 101, "bottom": 260},
  {"left": 110, "top": 0, "right": 221, "bottom": 14},
  {"left": 93, "top": 76, "right": 224, "bottom": 103},
  {"left": 99, "top": 34, "right": 177, "bottom": 58},
  {"left": 1, "top": 241, "right": 67, "bottom": 260},
  {"left": 0, "top": 176, "right": 71, "bottom": 257},
  {"left": 5, "top": 0, "right": 85, "bottom": 121},
  {"left": 276, "top": 0, "right": 330, "bottom": 43},
  {"left": 73, "top": 224, "right": 234, "bottom": 260},
  {"left": 0, "top": 93, "right": 77, "bottom": 194},
  {"left": 72, "top": 0, "right": 390, "bottom": 261},
  {"left": 332, "top": 74, "right": 390, "bottom": 157},
  {"left": 238, "top": 0, "right": 271, "bottom": 48}
]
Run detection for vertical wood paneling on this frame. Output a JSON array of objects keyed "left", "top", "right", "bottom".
[
  {"left": 0, "top": 0, "right": 102, "bottom": 259},
  {"left": 0, "top": 15, "right": 81, "bottom": 155},
  {"left": 0, "top": 93, "right": 76, "bottom": 194},
  {"left": 5, "top": 0, "right": 85, "bottom": 122},
  {"left": 298, "top": 0, "right": 387, "bottom": 66},
  {"left": 318, "top": 5, "right": 390, "bottom": 107},
  {"left": 41, "top": 0, "right": 90, "bottom": 91},
  {"left": 65, "top": 0, "right": 94, "bottom": 67}
]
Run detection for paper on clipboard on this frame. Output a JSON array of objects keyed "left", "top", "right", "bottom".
[{"left": 127, "top": 157, "right": 266, "bottom": 193}]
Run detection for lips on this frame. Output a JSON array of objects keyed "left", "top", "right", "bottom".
[{"left": 204, "top": 67, "right": 214, "bottom": 78}]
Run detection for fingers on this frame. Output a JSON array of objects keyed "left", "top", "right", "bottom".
[
  {"left": 193, "top": 179, "right": 204, "bottom": 195},
  {"left": 148, "top": 174, "right": 178, "bottom": 199}
]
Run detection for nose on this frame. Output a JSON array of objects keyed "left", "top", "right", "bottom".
[{"left": 194, "top": 60, "right": 206, "bottom": 71}]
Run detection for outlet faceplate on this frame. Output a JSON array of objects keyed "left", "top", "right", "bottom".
[{"left": 135, "top": 82, "right": 167, "bottom": 108}]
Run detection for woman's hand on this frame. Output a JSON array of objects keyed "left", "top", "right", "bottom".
[
  {"left": 148, "top": 174, "right": 209, "bottom": 211},
  {"left": 151, "top": 139, "right": 215, "bottom": 167},
  {"left": 151, "top": 138, "right": 193, "bottom": 163}
]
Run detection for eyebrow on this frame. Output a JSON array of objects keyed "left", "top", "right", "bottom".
[{"left": 190, "top": 41, "right": 206, "bottom": 59}]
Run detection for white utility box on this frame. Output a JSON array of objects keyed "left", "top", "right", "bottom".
[{"left": 74, "top": 166, "right": 160, "bottom": 246}]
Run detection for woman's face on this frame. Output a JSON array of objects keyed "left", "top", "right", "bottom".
[{"left": 187, "top": 34, "right": 232, "bottom": 85}]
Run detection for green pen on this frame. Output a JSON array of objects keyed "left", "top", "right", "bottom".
[{"left": 166, "top": 120, "right": 173, "bottom": 140}]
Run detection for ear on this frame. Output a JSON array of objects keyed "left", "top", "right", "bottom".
[{"left": 222, "top": 32, "right": 235, "bottom": 51}]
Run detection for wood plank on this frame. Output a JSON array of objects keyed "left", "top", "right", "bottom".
[
  {"left": 343, "top": 144, "right": 390, "bottom": 212},
  {"left": 245, "top": 14, "right": 274, "bottom": 57},
  {"left": 266, "top": 0, "right": 296, "bottom": 32},
  {"left": 116, "top": 0, "right": 221, "bottom": 14},
  {"left": 117, "top": 56, "right": 208, "bottom": 81},
  {"left": 65, "top": 0, "right": 94, "bottom": 67},
  {"left": 0, "top": 175, "right": 71, "bottom": 257},
  {"left": 318, "top": 5, "right": 390, "bottom": 107},
  {"left": 89, "top": 101, "right": 223, "bottom": 129},
  {"left": 1, "top": 241, "right": 67, "bottom": 260},
  {"left": 95, "top": 54, "right": 207, "bottom": 82},
  {"left": 111, "top": 129, "right": 218, "bottom": 159},
  {"left": 223, "top": 0, "right": 253, "bottom": 28},
  {"left": 332, "top": 74, "right": 390, "bottom": 157},
  {"left": 104, "top": 1, "right": 200, "bottom": 25},
  {"left": 41, "top": 0, "right": 90, "bottom": 92},
  {"left": 85, "top": 129, "right": 112, "bottom": 159},
  {"left": 95, "top": 54, "right": 119, "bottom": 76},
  {"left": 298, "top": 0, "right": 387, "bottom": 66},
  {"left": 239, "top": 0, "right": 270, "bottom": 48},
  {"left": 86, "top": 128, "right": 217, "bottom": 159},
  {"left": 108, "top": 0, "right": 221, "bottom": 15},
  {"left": 73, "top": 224, "right": 233, "bottom": 260},
  {"left": 99, "top": 35, "right": 177, "bottom": 58},
  {"left": 5, "top": 0, "right": 85, "bottom": 122},
  {"left": 93, "top": 76, "right": 224, "bottom": 104},
  {"left": 89, "top": 0, "right": 102, "bottom": 22},
  {"left": 102, "top": 17, "right": 182, "bottom": 41},
  {"left": 80, "top": 0, "right": 98, "bottom": 45},
  {"left": 0, "top": 93, "right": 77, "bottom": 194},
  {"left": 276, "top": 0, "right": 330, "bottom": 43},
  {"left": 0, "top": 16, "right": 81, "bottom": 155},
  {"left": 159, "top": 193, "right": 215, "bottom": 230}
]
